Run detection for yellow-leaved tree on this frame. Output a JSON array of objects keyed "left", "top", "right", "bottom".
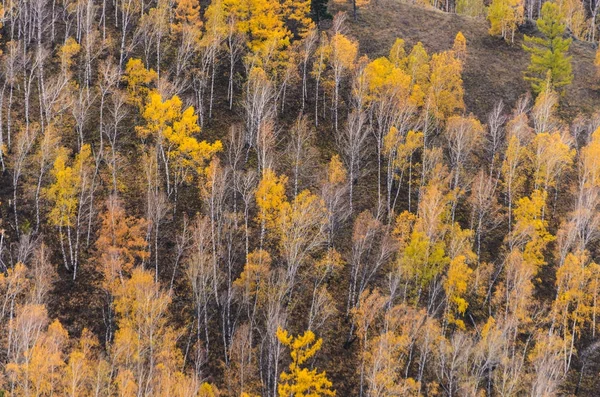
[
  {"left": 487, "top": 0, "right": 524, "bottom": 43},
  {"left": 123, "top": 58, "right": 157, "bottom": 111},
  {"left": 136, "top": 92, "right": 222, "bottom": 196},
  {"left": 111, "top": 267, "right": 200, "bottom": 396},
  {"left": 444, "top": 255, "right": 473, "bottom": 329},
  {"left": 172, "top": 0, "right": 203, "bottom": 34},
  {"left": 511, "top": 190, "right": 554, "bottom": 270},
  {"left": 282, "top": 0, "right": 314, "bottom": 39},
  {"left": 45, "top": 145, "right": 93, "bottom": 279},
  {"left": 224, "top": 0, "right": 290, "bottom": 67},
  {"left": 94, "top": 196, "right": 149, "bottom": 292},
  {"left": 427, "top": 50, "right": 464, "bottom": 121},
  {"left": 276, "top": 327, "right": 336, "bottom": 397},
  {"left": 255, "top": 168, "right": 288, "bottom": 242},
  {"left": 329, "top": 32, "right": 358, "bottom": 132}
]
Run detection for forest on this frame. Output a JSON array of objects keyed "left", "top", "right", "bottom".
[{"left": 1, "top": 0, "right": 600, "bottom": 395}]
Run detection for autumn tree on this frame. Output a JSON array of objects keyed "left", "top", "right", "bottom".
[
  {"left": 329, "top": 27, "right": 358, "bottom": 131},
  {"left": 186, "top": 216, "right": 216, "bottom": 352},
  {"left": 282, "top": 0, "right": 315, "bottom": 39},
  {"left": 243, "top": 67, "right": 276, "bottom": 159},
  {"left": 94, "top": 196, "right": 149, "bottom": 343},
  {"left": 487, "top": 0, "right": 524, "bottom": 43},
  {"left": 384, "top": 128, "right": 424, "bottom": 216},
  {"left": 277, "top": 190, "right": 328, "bottom": 293},
  {"left": 111, "top": 267, "right": 197, "bottom": 396},
  {"left": 530, "top": 129, "right": 574, "bottom": 194},
  {"left": 45, "top": 145, "right": 94, "bottom": 279},
  {"left": 321, "top": 155, "right": 350, "bottom": 246},
  {"left": 9, "top": 123, "right": 39, "bottom": 236},
  {"left": 469, "top": 170, "right": 501, "bottom": 257},
  {"left": 444, "top": 115, "right": 484, "bottom": 220},
  {"left": 307, "top": 249, "right": 343, "bottom": 332},
  {"left": 286, "top": 115, "right": 317, "bottom": 197},
  {"left": 510, "top": 190, "right": 554, "bottom": 270},
  {"left": 347, "top": 211, "right": 396, "bottom": 315},
  {"left": 444, "top": 255, "right": 473, "bottom": 329},
  {"left": 6, "top": 316, "right": 68, "bottom": 396},
  {"left": 364, "top": 52, "right": 416, "bottom": 208},
  {"left": 136, "top": 92, "right": 222, "bottom": 197},
  {"left": 427, "top": 50, "right": 464, "bottom": 121},
  {"left": 312, "top": 32, "right": 330, "bottom": 126},
  {"left": 276, "top": 327, "right": 336, "bottom": 397},
  {"left": 255, "top": 168, "right": 288, "bottom": 244},
  {"left": 502, "top": 102, "right": 533, "bottom": 229},
  {"left": 337, "top": 110, "right": 368, "bottom": 214},
  {"left": 123, "top": 58, "right": 157, "bottom": 111}
]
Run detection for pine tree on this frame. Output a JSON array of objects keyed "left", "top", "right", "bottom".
[{"left": 523, "top": 2, "right": 573, "bottom": 93}]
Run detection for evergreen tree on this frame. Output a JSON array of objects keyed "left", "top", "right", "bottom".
[
  {"left": 310, "top": 0, "right": 331, "bottom": 23},
  {"left": 523, "top": 1, "right": 573, "bottom": 93}
]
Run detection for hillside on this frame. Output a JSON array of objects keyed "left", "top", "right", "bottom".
[
  {"left": 334, "top": 0, "right": 600, "bottom": 119},
  {"left": 1, "top": 0, "right": 600, "bottom": 395}
]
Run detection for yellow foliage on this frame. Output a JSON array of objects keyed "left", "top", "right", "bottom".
[
  {"left": 224, "top": 0, "right": 290, "bottom": 61},
  {"left": 112, "top": 268, "right": 185, "bottom": 394},
  {"left": 553, "top": 252, "right": 598, "bottom": 338},
  {"left": 389, "top": 38, "right": 407, "bottom": 68},
  {"left": 6, "top": 314, "right": 68, "bottom": 397},
  {"left": 580, "top": 127, "right": 600, "bottom": 187},
  {"left": 330, "top": 33, "right": 358, "bottom": 74},
  {"left": 427, "top": 51, "right": 464, "bottom": 120},
  {"left": 530, "top": 131, "right": 574, "bottom": 191},
  {"left": 0, "top": 262, "right": 29, "bottom": 304},
  {"left": 65, "top": 328, "right": 98, "bottom": 396},
  {"left": 364, "top": 56, "right": 413, "bottom": 107},
  {"left": 393, "top": 211, "right": 418, "bottom": 251},
  {"left": 444, "top": 255, "right": 473, "bottom": 329},
  {"left": 487, "top": 0, "right": 524, "bottom": 43},
  {"left": 512, "top": 190, "right": 555, "bottom": 269},
  {"left": 277, "top": 190, "right": 327, "bottom": 243},
  {"left": 59, "top": 37, "right": 81, "bottom": 70},
  {"left": 406, "top": 42, "right": 430, "bottom": 88},
  {"left": 398, "top": 229, "right": 449, "bottom": 289},
  {"left": 452, "top": 32, "right": 467, "bottom": 61},
  {"left": 234, "top": 249, "right": 272, "bottom": 303},
  {"left": 557, "top": 0, "right": 589, "bottom": 40},
  {"left": 282, "top": 0, "right": 314, "bottom": 38},
  {"left": 384, "top": 129, "right": 424, "bottom": 173},
  {"left": 501, "top": 130, "right": 531, "bottom": 214},
  {"left": 327, "top": 154, "right": 347, "bottom": 185},
  {"left": 123, "top": 58, "right": 158, "bottom": 111},
  {"left": 362, "top": 330, "right": 415, "bottom": 396},
  {"left": 95, "top": 196, "right": 149, "bottom": 292},
  {"left": 199, "top": 382, "right": 220, "bottom": 396},
  {"left": 256, "top": 168, "right": 288, "bottom": 231},
  {"left": 173, "top": 0, "right": 203, "bottom": 34},
  {"left": 137, "top": 92, "right": 222, "bottom": 182},
  {"left": 45, "top": 145, "right": 92, "bottom": 228},
  {"left": 595, "top": 47, "right": 600, "bottom": 80},
  {"left": 276, "top": 327, "right": 336, "bottom": 397},
  {"left": 315, "top": 248, "right": 345, "bottom": 278}
]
